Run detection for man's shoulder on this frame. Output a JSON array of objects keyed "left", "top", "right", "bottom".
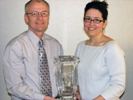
[
  {"left": 44, "top": 34, "right": 60, "bottom": 44},
  {"left": 6, "top": 31, "right": 28, "bottom": 47}
]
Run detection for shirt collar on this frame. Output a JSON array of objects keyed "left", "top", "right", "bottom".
[
  {"left": 27, "top": 30, "right": 39, "bottom": 47},
  {"left": 27, "top": 29, "right": 46, "bottom": 47}
]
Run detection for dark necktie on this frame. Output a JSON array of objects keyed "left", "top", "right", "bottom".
[{"left": 38, "top": 39, "right": 52, "bottom": 96}]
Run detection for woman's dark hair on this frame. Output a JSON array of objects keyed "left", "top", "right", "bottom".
[{"left": 84, "top": 0, "right": 108, "bottom": 21}]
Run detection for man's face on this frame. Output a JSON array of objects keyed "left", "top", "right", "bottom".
[{"left": 24, "top": 1, "right": 49, "bottom": 35}]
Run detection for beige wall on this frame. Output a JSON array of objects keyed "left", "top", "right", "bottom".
[{"left": 0, "top": 0, "right": 133, "bottom": 99}]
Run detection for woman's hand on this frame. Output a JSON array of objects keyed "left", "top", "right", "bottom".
[
  {"left": 93, "top": 95, "right": 105, "bottom": 100},
  {"left": 75, "top": 91, "right": 81, "bottom": 100}
]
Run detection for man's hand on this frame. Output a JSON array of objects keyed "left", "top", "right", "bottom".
[{"left": 44, "top": 96, "right": 56, "bottom": 100}]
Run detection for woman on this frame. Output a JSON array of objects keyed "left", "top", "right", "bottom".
[{"left": 75, "top": 0, "right": 126, "bottom": 100}]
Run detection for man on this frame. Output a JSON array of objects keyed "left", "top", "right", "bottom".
[{"left": 3, "top": 0, "right": 63, "bottom": 100}]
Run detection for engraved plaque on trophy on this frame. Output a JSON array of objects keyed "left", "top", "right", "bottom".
[{"left": 54, "top": 55, "right": 80, "bottom": 100}]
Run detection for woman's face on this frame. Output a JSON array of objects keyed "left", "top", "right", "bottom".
[{"left": 84, "top": 8, "right": 107, "bottom": 37}]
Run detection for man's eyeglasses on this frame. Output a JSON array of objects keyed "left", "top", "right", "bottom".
[
  {"left": 84, "top": 17, "right": 104, "bottom": 24},
  {"left": 26, "top": 11, "right": 49, "bottom": 17}
]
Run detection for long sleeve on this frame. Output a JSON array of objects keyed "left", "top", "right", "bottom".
[
  {"left": 101, "top": 42, "right": 126, "bottom": 100},
  {"left": 3, "top": 44, "right": 45, "bottom": 100}
]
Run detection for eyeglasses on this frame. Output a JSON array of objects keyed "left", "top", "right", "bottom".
[
  {"left": 84, "top": 17, "right": 104, "bottom": 24},
  {"left": 26, "top": 11, "right": 49, "bottom": 17}
]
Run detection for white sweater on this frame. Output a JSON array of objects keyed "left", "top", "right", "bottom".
[{"left": 75, "top": 41, "right": 126, "bottom": 100}]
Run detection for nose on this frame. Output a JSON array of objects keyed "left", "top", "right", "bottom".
[
  {"left": 37, "top": 13, "right": 43, "bottom": 19},
  {"left": 90, "top": 20, "right": 95, "bottom": 25}
]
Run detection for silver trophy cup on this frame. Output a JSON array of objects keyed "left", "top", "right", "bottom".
[{"left": 54, "top": 55, "right": 80, "bottom": 100}]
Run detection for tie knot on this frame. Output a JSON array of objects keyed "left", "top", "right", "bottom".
[{"left": 39, "top": 39, "right": 44, "bottom": 47}]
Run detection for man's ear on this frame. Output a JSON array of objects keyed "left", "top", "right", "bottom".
[{"left": 24, "top": 14, "right": 28, "bottom": 25}]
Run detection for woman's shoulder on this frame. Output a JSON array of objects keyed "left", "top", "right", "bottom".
[
  {"left": 102, "top": 36, "right": 118, "bottom": 47},
  {"left": 76, "top": 40, "right": 86, "bottom": 48},
  {"left": 104, "top": 41, "right": 124, "bottom": 53},
  {"left": 104, "top": 41, "right": 119, "bottom": 47},
  {"left": 75, "top": 40, "right": 86, "bottom": 54}
]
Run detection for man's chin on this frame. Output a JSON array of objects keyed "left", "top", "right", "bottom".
[{"left": 36, "top": 29, "right": 45, "bottom": 33}]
